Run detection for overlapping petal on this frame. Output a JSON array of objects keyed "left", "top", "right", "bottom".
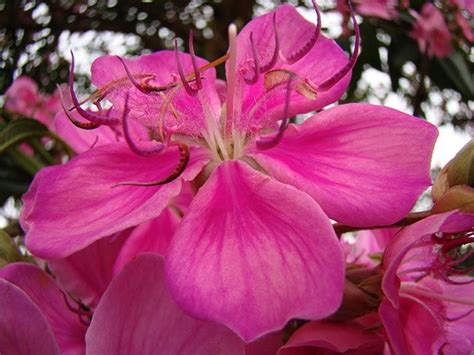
[
  {"left": 278, "top": 320, "right": 384, "bottom": 354},
  {"left": 86, "top": 253, "right": 245, "bottom": 355},
  {"left": 48, "top": 232, "right": 129, "bottom": 309},
  {"left": 166, "top": 160, "right": 344, "bottom": 342},
  {"left": 21, "top": 142, "right": 209, "bottom": 258},
  {"left": 0, "top": 279, "right": 60, "bottom": 355},
  {"left": 0, "top": 263, "right": 87, "bottom": 354},
  {"left": 232, "top": 4, "right": 351, "bottom": 131},
  {"left": 91, "top": 51, "right": 221, "bottom": 135},
  {"left": 249, "top": 103, "right": 438, "bottom": 226}
]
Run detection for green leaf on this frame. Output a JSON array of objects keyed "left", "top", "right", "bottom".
[
  {"left": 0, "top": 118, "right": 49, "bottom": 154},
  {"left": 434, "top": 52, "right": 474, "bottom": 100}
]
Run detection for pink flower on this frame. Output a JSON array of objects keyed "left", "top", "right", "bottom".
[
  {"left": 22, "top": 2, "right": 437, "bottom": 341},
  {"left": 337, "top": 0, "right": 399, "bottom": 22},
  {"left": 410, "top": 3, "right": 454, "bottom": 58},
  {"left": 344, "top": 228, "right": 397, "bottom": 267},
  {"left": 380, "top": 211, "right": 474, "bottom": 354},
  {"left": 4, "top": 76, "right": 63, "bottom": 129}
]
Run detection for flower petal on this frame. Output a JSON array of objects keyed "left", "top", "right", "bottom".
[
  {"left": 232, "top": 4, "right": 351, "bottom": 131},
  {"left": 0, "top": 263, "right": 86, "bottom": 354},
  {"left": 278, "top": 320, "right": 384, "bottom": 354},
  {"left": 0, "top": 279, "right": 60, "bottom": 355},
  {"left": 86, "top": 253, "right": 245, "bottom": 355},
  {"left": 166, "top": 160, "right": 344, "bottom": 342},
  {"left": 113, "top": 207, "right": 180, "bottom": 271},
  {"left": 48, "top": 232, "right": 128, "bottom": 309},
  {"left": 22, "top": 142, "right": 209, "bottom": 259},
  {"left": 91, "top": 51, "right": 221, "bottom": 135},
  {"left": 249, "top": 103, "right": 438, "bottom": 226}
]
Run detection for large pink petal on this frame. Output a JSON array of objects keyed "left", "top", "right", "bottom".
[
  {"left": 91, "top": 51, "right": 221, "bottom": 135},
  {"left": 278, "top": 320, "right": 384, "bottom": 354},
  {"left": 166, "top": 160, "right": 344, "bottom": 342},
  {"left": 0, "top": 279, "right": 60, "bottom": 355},
  {"left": 86, "top": 253, "right": 245, "bottom": 355},
  {"left": 231, "top": 4, "right": 350, "bottom": 131},
  {"left": 0, "top": 263, "right": 86, "bottom": 354},
  {"left": 21, "top": 142, "right": 209, "bottom": 259},
  {"left": 249, "top": 103, "right": 438, "bottom": 226},
  {"left": 48, "top": 232, "right": 129, "bottom": 309}
]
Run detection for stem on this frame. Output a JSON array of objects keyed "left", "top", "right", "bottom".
[
  {"left": 8, "top": 148, "right": 45, "bottom": 175},
  {"left": 333, "top": 210, "right": 432, "bottom": 235},
  {"left": 28, "top": 138, "right": 56, "bottom": 165}
]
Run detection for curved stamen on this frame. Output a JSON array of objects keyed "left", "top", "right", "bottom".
[
  {"left": 244, "top": 32, "right": 260, "bottom": 85},
  {"left": 444, "top": 309, "right": 474, "bottom": 322},
  {"left": 122, "top": 93, "right": 166, "bottom": 156},
  {"left": 317, "top": 0, "right": 360, "bottom": 92},
  {"left": 57, "top": 85, "right": 100, "bottom": 130},
  {"left": 281, "top": 0, "right": 321, "bottom": 64},
  {"left": 188, "top": 30, "right": 202, "bottom": 90},
  {"left": 256, "top": 72, "right": 295, "bottom": 149},
  {"left": 442, "top": 274, "right": 474, "bottom": 286},
  {"left": 69, "top": 51, "right": 120, "bottom": 126},
  {"left": 112, "top": 143, "right": 190, "bottom": 187},
  {"left": 116, "top": 56, "right": 177, "bottom": 94},
  {"left": 260, "top": 13, "right": 280, "bottom": 73},
  {"left": 175, "top": 39, "right": 199, "bottom": 96}
]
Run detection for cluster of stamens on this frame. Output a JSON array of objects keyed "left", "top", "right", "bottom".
[{"left": 59, "top": 0, "right": 360, "bottom": 186}]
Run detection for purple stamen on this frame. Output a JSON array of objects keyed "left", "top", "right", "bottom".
[
  {"left": 112, "top": 142, "right": 190, "bottom": 187},
  {"left": 259, "top": 13, "right": 280, "bottom": 73},
  {"left": 444, "top": 309, "right": 474, "bottom": 322},
  {"left": 189, "top": 30, "right": 202, "bottom": 90},
  {"left": 175, "top": 39, "right": 199, "bottom": 96},
  {"left": 69, "top": 51, "right": 120, "bottom": 126},
  {"left": 317, "top": 0, "right": 360, "bottom": 92},
  {"left": 244, "top": 32, "right": 260, "bottom": 85},
  {"left": 281, "top": 0, "right": 321, "bottom": 64},
  {"left": 442, "top": 274, "right": 474, "bottom": 285},
  {"left": 122, "top": 93, "right": 166, "bottom": 156},
  {"left": 57, "top": 84, "right": 100, "bottom": 130},
  {"left": 256, "top": 72, "right": 295, "bottom": 149}
]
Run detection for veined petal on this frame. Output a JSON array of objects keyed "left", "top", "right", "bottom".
[
  {"left": 86, "top": 253, "right": 245, "bottom": 355},
  {"left": 0, "top": 279, "right": 60, "bottom": 355},
  {"left": 232, "top": 4, "right": 351, "bottom": 131},
  {"left": 21, "top": 142, "right": 209, "bottom": 259},
  {"left": 166, "top": 160, "right": 344, "bottom": 342},
  {"left": 91, "top": 51, "right": 221, "bottom": 136},
  {"left": 113, "top": 207, "right": 180, "bottom": 271},
  {"left": 249, "top": 103, "right": 438, "bottom": 226},
  {"left": 54, "top": 111, "right": 118, "bottom": 153},
  {"left": 0, "top": 263, "right": 86, "bottom": 354}
]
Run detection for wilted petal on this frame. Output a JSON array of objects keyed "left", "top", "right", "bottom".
[
  {"left": 0, "top": 263, "right": 86, "bottom": 354},
  {"left": 249, "top": 103, "right": 438, "bottom": 226},
  {"left": 166, "top": 160, "right": 344, "bottom": 342},
  {"left": 0, "top": 279, "right": 60, "bottom": 355},
  {"left": 86, "top": 253, "right": 245, "bottom": 355},
  {"left": 22, "top": 142, "right": 209, "bottom": 259}
]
